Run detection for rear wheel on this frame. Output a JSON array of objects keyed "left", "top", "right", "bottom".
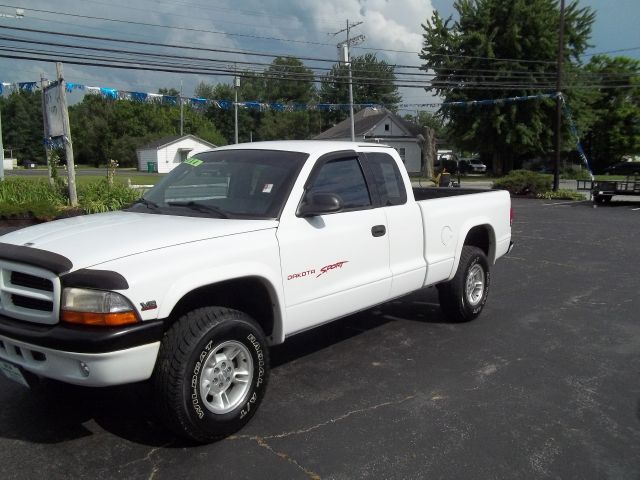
[
  {"left": 437, "top": 246, "right": 490, "bottom": 322},
  {"left": 152, "top": 307, "right": 269, "bottom": 443}
]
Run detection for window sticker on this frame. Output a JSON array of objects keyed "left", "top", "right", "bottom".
[
  {"left": 184, "top": 158, "right": 203, "bottom": 167},
  {"left": 262, "top": 184, "right": 273, "bottom": 193}
]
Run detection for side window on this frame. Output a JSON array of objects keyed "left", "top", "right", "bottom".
[
  {"left": 308, "top": 158, "right": 371, "bottom": 209},
  {"left": 366, "top": 152, "right": 408, "bottom": 206}
]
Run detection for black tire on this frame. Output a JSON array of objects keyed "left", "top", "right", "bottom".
[
  {"left": 437, "top": 246, "right": 490, "bottom": 322},
  {"left": 152, "top": 307, "right": 269, "bottom": 443},
  {"left": 595, "top": 195, "right": 612, "bottom": 204}
]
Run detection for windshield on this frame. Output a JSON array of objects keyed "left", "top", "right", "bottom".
[{"left": 130, "top": 149, "right": 308, "bottom": 219}]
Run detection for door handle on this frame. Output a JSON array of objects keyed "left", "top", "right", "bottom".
[{"left": 371, "top": 225, "right": 386, "bottom": 237}]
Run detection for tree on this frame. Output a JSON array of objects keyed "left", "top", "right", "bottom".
[
  {"left": 319, "top": 53, "right": 401, "bottom": 125},
  {"left": 420, "top": 0, "right": 595, "bottom": 174},
  {"left": 197, "top": 57, "right": 321, "bottom": 142},
  {"left": 70, "top": 95, "right": 225, "bottom": 167},
  {"left": 264, "top": 57, "right": 316, "bottom": 103},
  {"left": 404, "top": 111, "right": 447, "bottom": 139},
  {"left": 0, "top": 90, "right": 44, "bottom": 164},
  {"left": 196, "top": 82, "right": 258, "bottom": 144},
  {"left": 582, "top": 55, "right": 640, "bottom": 171},
  {"left": 158, "top": 87, "right": 180, "bottom": 96}
]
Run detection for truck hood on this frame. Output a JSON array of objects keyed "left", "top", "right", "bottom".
[{"left": 0, "top": 211, "right": 278, "bottom": 271}]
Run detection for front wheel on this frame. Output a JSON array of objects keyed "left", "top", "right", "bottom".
[
  {"left": 437, "top": 246, "right": 490, "bottom": 322},
  {"left": 152, "top": 307, "right": 269, "bottom": 443}
]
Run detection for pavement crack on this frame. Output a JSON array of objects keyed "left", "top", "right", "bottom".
[
  {"left": 117, "top": 443, "right": 171, "bottom": 476},
  {"left": 228, "top": 394, "right": 416, "bottom": 479},
  {"left": 266, "top": 394, "right": 416, "bottom": 440}
]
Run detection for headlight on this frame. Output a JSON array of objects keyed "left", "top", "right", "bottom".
[{"left": 61, "top": 288, "right": 139, "bottom": 326}]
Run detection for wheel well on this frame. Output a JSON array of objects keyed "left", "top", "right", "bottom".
[
  {"left": 464, "top": 225, "right": 492, "bottom": 259},
  {"left": 167, "top": 277, "right": 276, "bottom": 337}
]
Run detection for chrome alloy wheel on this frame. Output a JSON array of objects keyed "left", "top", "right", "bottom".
[
  {"left": 199, "top": 340, "right": 254, "bottom": 414},
  {"left": 465, "top": 264, "right": 485, "bottom": 306}
]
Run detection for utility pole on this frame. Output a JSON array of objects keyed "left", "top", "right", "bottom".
[
  {"left": 553, "top": 0, "right": 565, "bottom": 192},
  {"left": 56, "top": 62, "right": 78, "bottom": 206},
  {"left": 234, "top": 74, "right": 240, "bottom": 144},
  {"left": 179, "top": 80, "right": 184, "bottom": 136},
  {"left": 332, "top": 20, "right": 365, "bottom": 142},
  {"left": 40, "top": 73, "right": 53, "bottom": 186}
]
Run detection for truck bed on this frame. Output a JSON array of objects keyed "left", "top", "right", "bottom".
[{"left": 412, "top": 187, "right": 491, "bottom": 200}]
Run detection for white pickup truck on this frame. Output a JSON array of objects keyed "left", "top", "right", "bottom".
[{"left": 0, "top": 141, "right": 512, "bottom": 442}]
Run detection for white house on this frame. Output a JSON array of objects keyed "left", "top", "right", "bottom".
[
  {"left": 136, "top": 134, "right": 217, "bottom": 173},
  {"left": 314, "top": 107, "right": 423, "bottom": 174}
]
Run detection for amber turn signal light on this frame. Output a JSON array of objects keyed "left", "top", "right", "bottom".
[{"left": 61, "top": 310, "right": 139, "bottom": 327}]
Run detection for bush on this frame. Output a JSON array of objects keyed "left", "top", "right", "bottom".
[
  {"left": 0, "top": 178, "right": 143, "bottom": 219},
  {"left": 492, "top": 170, "right": 552, "bottom": 196},
  {"left": 536, "top": 190, "right": 585, "bottom": 200},
  {"left": 77, "top": 180, "right": 143, "bottom": 214},
  {"left": 0, "top": 178, "right": 67, "bottom": 220},
  {"left": 560, "top": 165, "right": 591, "bottom": 180}
]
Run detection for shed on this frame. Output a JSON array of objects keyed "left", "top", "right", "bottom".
[
  {"left": 136, "top": 134, "right": 217, "bottom": 173},
  {"left": 314, "top": 107, "right": 423, "bottom": 174}
]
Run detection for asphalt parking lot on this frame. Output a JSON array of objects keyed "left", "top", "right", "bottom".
[{"left": 1, "top": 197, "right": 639, "bottom": 479}]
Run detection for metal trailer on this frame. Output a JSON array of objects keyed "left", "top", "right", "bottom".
[{"left": 577, "top": 175, "right": 640, "bottom": 204}]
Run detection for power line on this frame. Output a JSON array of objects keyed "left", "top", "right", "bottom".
[
  {"left": 4, "top": 24, "right": 639, "bottom": 83},
  {"left": 0, "top": 4, "right": 608, "bottom": 66},
  {"left": 0, "top": 4, "right": 337, "bottom": 47}
]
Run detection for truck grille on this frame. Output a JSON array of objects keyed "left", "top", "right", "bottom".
[
  {"left": 11, "top": 271, "right": 54, "bottom": 292},
  {"left": 0, "top": 260, "right": 60, "bottom": 325},
  {"left": 11, "top": 294, "right": 54, "bottom": 312}
]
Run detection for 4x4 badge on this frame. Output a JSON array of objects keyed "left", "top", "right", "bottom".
[{"left": 140, "top": 300, "right": 157, "bottom": 311}]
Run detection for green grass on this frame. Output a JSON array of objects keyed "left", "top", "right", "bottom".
[{"left": 7, "top": 174, "right": 162, "bottom": 186}]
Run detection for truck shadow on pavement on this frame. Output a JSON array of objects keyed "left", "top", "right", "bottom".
[{"left": 0, "top": 287, "right": 447, "bottom": 446}]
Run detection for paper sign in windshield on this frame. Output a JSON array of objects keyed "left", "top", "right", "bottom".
[{"left": 184, "top": 158, "right": 203, "bottom": 167}]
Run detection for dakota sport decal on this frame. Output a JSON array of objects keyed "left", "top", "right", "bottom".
[
  {"left": 316, "top": 261, "right": 349, "bottom": 278},
  {"left": 286, "top": 260, "right": 349, "bottom": 280}
]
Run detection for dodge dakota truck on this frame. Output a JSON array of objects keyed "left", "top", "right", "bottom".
[{"left": 0, "top": 141, "right": 513, "bottom": 442}]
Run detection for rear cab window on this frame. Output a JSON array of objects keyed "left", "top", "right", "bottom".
[{"left": 363, "top": 152, "right": 408, "bottom": 206}]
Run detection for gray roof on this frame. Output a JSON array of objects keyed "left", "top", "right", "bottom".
[
  {"left": 314, "top": 107, "right": 422, "bottom": 140},
  {"left": 139, "top": 134, "right": 216, "bottom": 150}
]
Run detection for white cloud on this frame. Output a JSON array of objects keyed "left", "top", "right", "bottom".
[{"left": 0, "top": 0, "right": 435, "bottom": 102}]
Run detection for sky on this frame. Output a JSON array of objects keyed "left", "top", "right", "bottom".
[{"left": 0, "top": 0, "right": 638, "bottom": 110}]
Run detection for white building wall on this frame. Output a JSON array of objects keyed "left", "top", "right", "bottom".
[
  {"left": 137, "top": 138, "right": 216, "bottom": 173},
  {"left": 136, "top": 149, "right": 158, "bottom": 172},
  {"left": 370, "top": 116, "right": 406, "bottom": 137},
  {"left": 383, "top": 140, "right": 421, "bottom": 174}
]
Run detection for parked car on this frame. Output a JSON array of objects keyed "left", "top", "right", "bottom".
[
  {"left": 459, "top": 157, "right": 487, "bottom": 174},
  {"left": 603, "top": 162, "right": 640, "bottom": 176}
]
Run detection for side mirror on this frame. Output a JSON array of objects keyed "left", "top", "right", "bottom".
[{"left": 297, "top": 193, "right": 343, "bottom": 217}]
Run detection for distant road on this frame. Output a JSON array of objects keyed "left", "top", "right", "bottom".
[{"left": 4, "top": 168, "right": 159, "bottom": 177}]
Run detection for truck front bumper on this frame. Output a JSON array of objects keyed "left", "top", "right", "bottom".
[{"left": 0, "top": 314, "right": 164, "bottom": 387}]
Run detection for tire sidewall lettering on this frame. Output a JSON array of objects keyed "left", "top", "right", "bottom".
[{"left": 188, "top": 323, "right": 266, "bottom": 426}]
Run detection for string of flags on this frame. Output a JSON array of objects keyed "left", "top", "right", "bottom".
[
  {"left": 1, "top": 80, "right": 379, "bottom": 112},
  {"left": 2, "top": 80, "right": 559, "bottom": 112}
]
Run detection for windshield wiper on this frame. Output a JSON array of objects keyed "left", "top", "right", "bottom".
[
  {"left": 167, "top": 201, "right": 229, "bottom": 218},
  {"left": 134, "top": 197, "right": 160, "bottom": 210}
]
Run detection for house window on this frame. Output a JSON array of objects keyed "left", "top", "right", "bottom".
[
  {"left": 397, "top": 147, "right": 406, "bottom": 163},
  {"left": 384, "top": 123, "right": 390, "bottom": 132}
]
